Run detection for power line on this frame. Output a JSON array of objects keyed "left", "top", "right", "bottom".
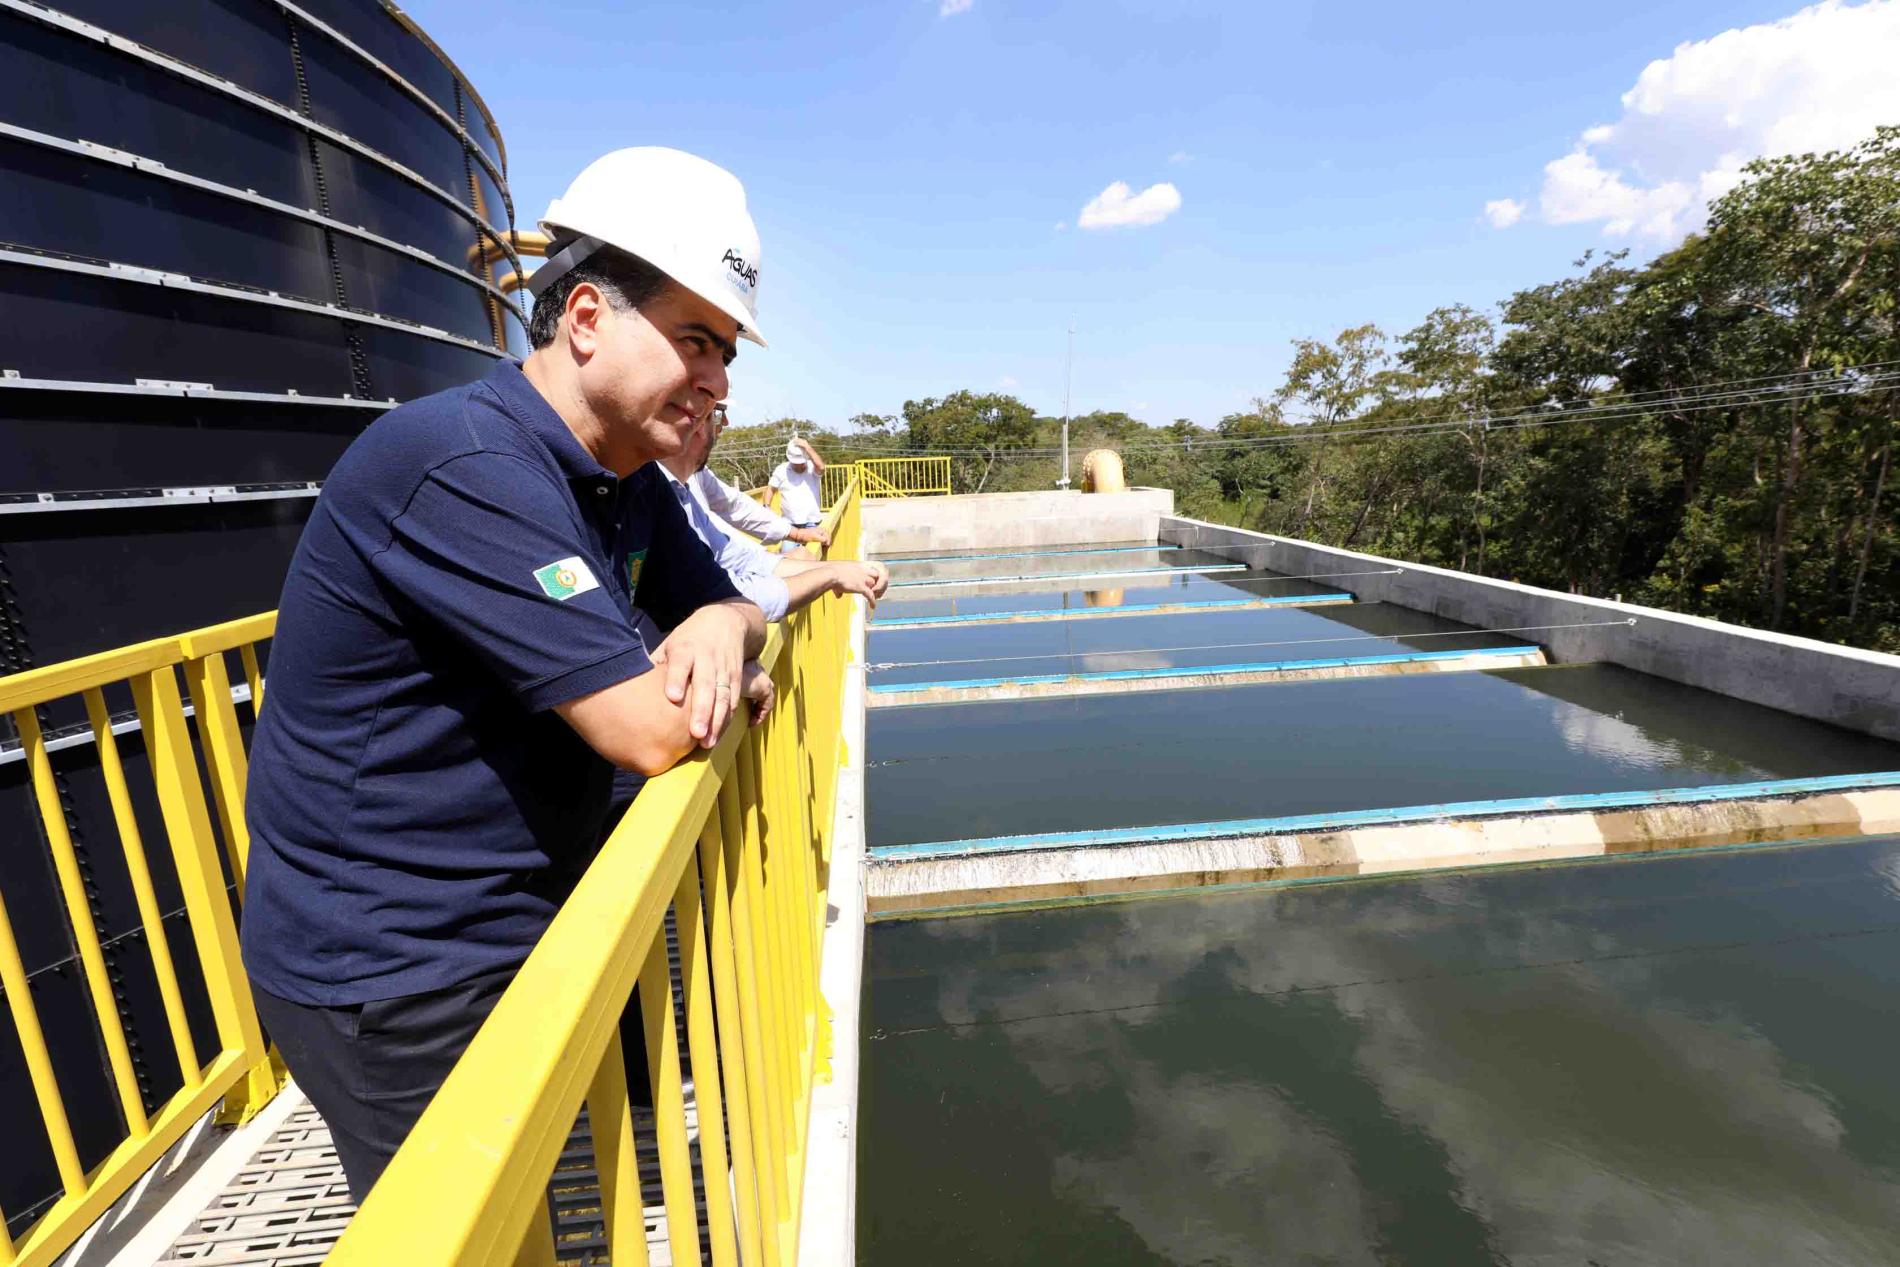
[
  {"left": 706, "top": 359, "right": 1900, "bottom": 466},
  {"left": 712, "top": 364, "right": 1900, "bottom": 462}
]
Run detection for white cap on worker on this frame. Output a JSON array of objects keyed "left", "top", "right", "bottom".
[
  {"left": 786, "top": 439, "right": 808, "bottom": 467},
  {"left": 524, "top": 147, "right": 768, "bottom": 346}
]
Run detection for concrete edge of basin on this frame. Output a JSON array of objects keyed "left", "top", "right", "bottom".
[
  {"left": 862, "top": 783, "right": 1900, "bottom": 919},
  {"left": 862, "top": 488, "right": 1175, "bottom": 555},
  {"left": 1158, "top": 515, "right": 1900, "bottom": 742},
  {"left": 798, "top": 598, "right": 869, "bottom": 1267},
  {"left": 864, "top": 647, "right": 1546, "bottom": 707}
]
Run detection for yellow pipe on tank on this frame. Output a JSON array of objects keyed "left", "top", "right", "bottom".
[{"left": 1082, "top": 448, "right": 1125, "bottom": 493}]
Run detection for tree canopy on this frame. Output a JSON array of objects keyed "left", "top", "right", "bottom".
[{"left": 712, "top": 129, "right": 1899, "bottom": 653}]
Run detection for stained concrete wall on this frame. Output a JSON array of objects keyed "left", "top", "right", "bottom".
[
  {"left": 864, "top": 488, "right": 1174, "bottom": 554},
  {"left": 1161, "top": 516, "right": 1900, "bottom": 742},
  {"left": 866, "top": 782, "right": 1900, "bottom": 917}
]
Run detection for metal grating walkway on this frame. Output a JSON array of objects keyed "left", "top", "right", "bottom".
[
  {"left": 157, "top": 1100, "right": 351, "bottom": 1266},
  {"left": 159, "top": 914, "right": 709, "bottom": 1265},
  {"left": 156, "top": 1089, "right": 709, "bottom": 1266}
]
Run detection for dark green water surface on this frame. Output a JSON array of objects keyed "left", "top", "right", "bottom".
[
  {"left": 859, "top": 836, "right": 1900, "bottom": 1265},
  {"left": 873, "top": 570, "right": 1344, "bottom": 621},
  {"left": 866, "top": 664, "right": 1900, "bottom": 847},
  {"left": 868, "top": 601, "right": 1529, "bottom": 687}
]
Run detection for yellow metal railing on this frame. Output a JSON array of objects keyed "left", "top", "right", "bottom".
[
  {"left": 818, "top": 465, "right": 852, "bottom": 507},
  {"left": 746, "top": 455, "right": 950, "bottom": 510},
  {"left": 853, "top": 455, "right": 950, "bottom": 499},
  {"left": 0, "top": 615, "right": 283, "bottom": 1267},
  {"left": 328, "top": 475, "right": 864, "bottom": 1265}
]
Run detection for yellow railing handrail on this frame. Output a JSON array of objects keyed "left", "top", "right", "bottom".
[
  {"left": 330, "top": 473, "right": 865, "bottom": 1265},
  {"left": 0, "top": 615, "right": 284, "bottom": 1267}
]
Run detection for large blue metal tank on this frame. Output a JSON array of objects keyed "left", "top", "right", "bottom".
[
  {"left": 0, "top": 1, "right": 524, "bottom": 1238},
  {"left": 0, "top": 0, "right": 529, "bottom": 667}
]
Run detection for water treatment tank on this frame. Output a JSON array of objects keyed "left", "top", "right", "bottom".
[{"left": 0, "top": 0, "right": 529, "bottom": 671}]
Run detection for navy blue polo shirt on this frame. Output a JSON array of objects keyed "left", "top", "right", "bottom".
[{"left": 242, "top": 360, "right": 740, "bottom": 1006}]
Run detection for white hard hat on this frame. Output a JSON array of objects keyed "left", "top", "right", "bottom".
[
  {"left": 524, "top": 147, "right": 767, "bottom": 346},
  {"left": 786, "top": 439, "right": 807, "bottom": 465}
]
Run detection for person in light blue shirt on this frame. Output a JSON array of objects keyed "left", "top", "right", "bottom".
[{"left": 658, "top": 411, "right": 886, "bottom": 618}]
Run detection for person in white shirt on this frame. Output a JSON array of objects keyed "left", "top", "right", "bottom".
[
  {"left": 660, "top": 415, "right": 886, "bottom": 620},
  {"left": 700, "top": 406, "right": 830, "bottom": 548},
  {"left": 768, "top": 436, "right": 826, "bottom": 550}
]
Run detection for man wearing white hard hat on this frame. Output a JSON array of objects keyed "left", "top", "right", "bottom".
[
  {"left": 769, "top": 435, "right": 827, "bottom": 552},
  {"left": 242, "top": 147, "right": 774, "bottom": 1202}
]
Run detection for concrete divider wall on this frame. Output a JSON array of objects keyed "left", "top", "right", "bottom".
[
  {"left": 864, "top": 488, "right": 1174, "bottom": 555},
  {"left": 1160, "top": 516, "right": 1900, "bottom": 742}
]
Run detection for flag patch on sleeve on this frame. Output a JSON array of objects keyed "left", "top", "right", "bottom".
[{"left": 533, "top": 556, "right": 599, "bottom": 601}]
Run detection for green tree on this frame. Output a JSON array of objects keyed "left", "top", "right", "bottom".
[{"left": 900, "top": 391, "right": 1039, "bottom": 492}]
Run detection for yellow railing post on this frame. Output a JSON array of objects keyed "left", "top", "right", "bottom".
[
  {"left": 181, "top": 648, "right": 253, "bottom": 893},
  {"left": 582, "top": 1028, "right": 648, "bottom": 1266},
  {"left": 14, "top": 707, "right": 151, "bottom": 1137},
  {"left": 83, "top": 688, "right": 204, "bottom": 1090},
  {"left": 132, "top": 664, "right": 278, "bottom": 1124}
]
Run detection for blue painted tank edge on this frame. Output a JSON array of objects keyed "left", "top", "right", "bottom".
[
  {"left": 878, "top": 544, "right": 1182, "bottom": 564},
  {"left": 870, "top": 771, "right": 1900, "bottom": 859},
  {"left": 872, "top": 592, "right": 1356, "bottom": 627},
  {"left": 867, "top": 644, "right": 1543, "bottom": 693},
  {"left": 888, "top": 563, "right": 1248, "bottom": 589}
]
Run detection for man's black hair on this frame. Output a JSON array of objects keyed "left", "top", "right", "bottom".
[{"left": 526, "top": 244, "right": 673, "bottom": 349}]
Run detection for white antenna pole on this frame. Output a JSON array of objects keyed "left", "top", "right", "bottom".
[{"left": 1058, "top": 322, "right": 1074, "bottom": 488}]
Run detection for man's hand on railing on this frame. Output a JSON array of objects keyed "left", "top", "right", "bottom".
[
  {"left": 787, "top": 525, "right": 831, "bottom": 546},
  {"left": 828, "top": 561, "right": 889, "bottom": 607},
  {"left": 740, "top": 659, "right": 774, "bottom": 725},
  {"left": 655, "top": 598, "right": 767, "bottom": 749}
]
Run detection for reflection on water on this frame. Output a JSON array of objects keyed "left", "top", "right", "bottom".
[
  {"left": 869, "top": 601, "right": 1529, "bottom": 689},
  {"left": 866, "top": 665, "right": 1900, "bottom": 846},
  {"left": 860, "top": 837, "right": 1900, "bottom": 1265}
]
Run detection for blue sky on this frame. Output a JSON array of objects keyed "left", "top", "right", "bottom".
[{"left": 400, "top": 0, "right": 1891, "bottom": 428}]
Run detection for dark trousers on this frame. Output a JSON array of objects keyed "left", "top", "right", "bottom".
[
  {"left": 253, "top": 965, "right": 517, "bottom": 1204},
  {"left": 254, "top": 968, "right": 653, "bottom": 1205}
]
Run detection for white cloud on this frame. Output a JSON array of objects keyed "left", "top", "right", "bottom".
[
  {"left": 1078, "top": 180, "right": 1182, "bottom": 230},
  {"left": 1523, "top": 0, "right": 1900, "bottom": 241},
  {"left": 1053, "top": 220, "right": 1067, "bottom": 231},
  {"left": 1168, "top": 150, "right": 1194, "bottom": 165},
  {"left": 1483, "top": 198, "right": 1525, "bottom": 228},
  {"left": 939, "top": 0, "right": 972, "bottom": 15},
  {"left": 999, "top": 375, "right": 1020, "bottom": 390}
]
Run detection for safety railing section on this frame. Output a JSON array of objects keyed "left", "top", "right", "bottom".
[
  {"left": 747, "top": 456, "right": 951, "bottom": 510},
  {"left": 328, "top": 476, "right": 864, "bottom": 1266},
  {"left": 854, "top": 456, "right": 951, "bottom": 500},
  {"left": 0, "top": 615, "right": 282, "bottom": 1267},
  {"left": 819, "top": 464, "right": 853, "bottom": 508}
]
